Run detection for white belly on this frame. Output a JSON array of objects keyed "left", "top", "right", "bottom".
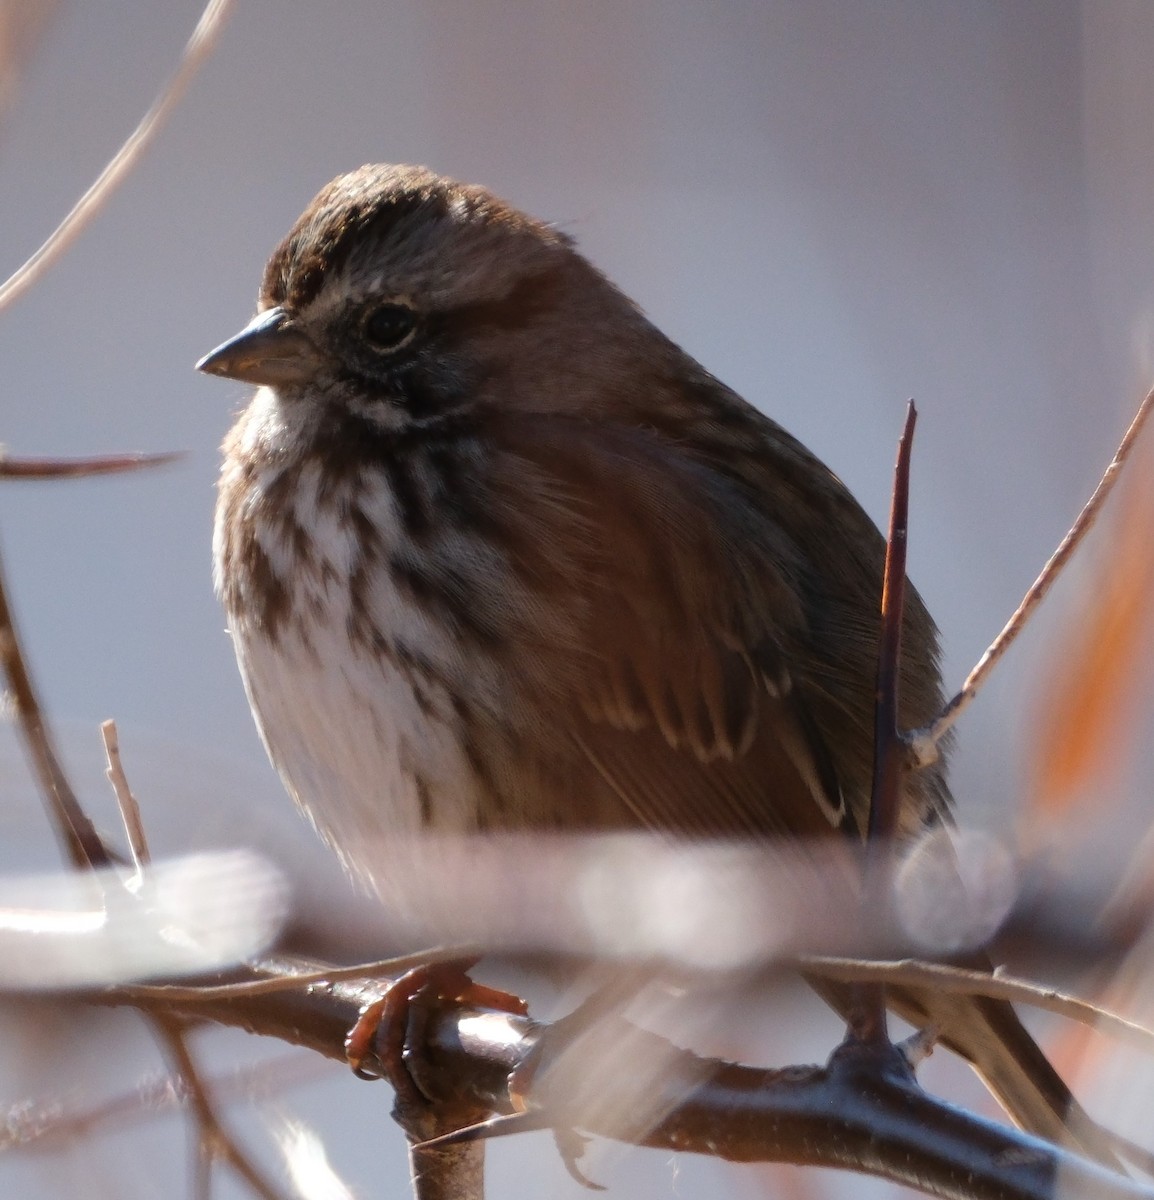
[{"left": 236, "top": 616, "right": 481, "bottom": 855}]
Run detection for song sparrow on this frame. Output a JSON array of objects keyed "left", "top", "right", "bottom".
[{"left": 199, "top": 164, "right": 1090, "bottom": 1152}]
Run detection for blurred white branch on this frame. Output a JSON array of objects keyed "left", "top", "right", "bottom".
[{"left": 0, "top": 850, "right": 286, "bottom": 989}]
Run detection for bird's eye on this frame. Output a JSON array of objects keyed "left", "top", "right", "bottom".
[{"left": 361, "top": 302, "right": 418, "bottom": 352}]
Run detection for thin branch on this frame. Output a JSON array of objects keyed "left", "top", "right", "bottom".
[
  {"left": 409, "top": 1138, "right": 485, "bottom": 1200},
  {"left": 2, "top": 1054, "right": 325, "bottom": 1154},
  {"left": 0, "top": 544, "right": 113, "bottom": 868},
  {"left": 119, "top": 948, "right": 478, "bottom": 1003},
  {"left": 0, "top": 451, "right": 180, "bottom": 479},
  {"left": 98, "top": 955, "right": 398, "bottom": 1062},
  {"left": 0, "top": 0, "right": 233, "bottom": 316},
  {"left": 802, "top": 955, "right": 1154, "bottom": 1053},
  {"left": 911, "top": 384, "right": 1154, "bottom": 764},
  {"left": 101, "top": 719, "right": 149, "bottom": 869},
  {"left": 153, "top": 1015, "right": 288, "bottom": 1200}
]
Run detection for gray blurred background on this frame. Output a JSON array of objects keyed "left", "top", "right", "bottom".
[{"left": 2, "top": 2, "right": 1154, "bottom": 1197}]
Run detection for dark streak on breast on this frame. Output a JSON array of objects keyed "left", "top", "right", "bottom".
[
  {"left": 388, "top": 549, "right": 505, "bottom": 652},
  {"left": 244, "top": 540, "right": 291, "bottom": 637}
]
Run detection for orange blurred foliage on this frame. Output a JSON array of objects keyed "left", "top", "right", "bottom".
[{"left": 1027, "top": 464, "right": 1154, "bottom": 824}]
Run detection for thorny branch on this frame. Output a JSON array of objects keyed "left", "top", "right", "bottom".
[
  {"left": 89, "top": 972, "right": 1154, "bottom": 1200},
  {"left": 868, "top": 400, "right": 917, "bottom": 848}
]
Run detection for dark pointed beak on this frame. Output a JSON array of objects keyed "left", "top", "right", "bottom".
[{"left": 196, "top": 307, "right": 324, "bottom": 387}]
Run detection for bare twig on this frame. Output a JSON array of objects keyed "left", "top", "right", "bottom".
[
  {"left": 0, "top": 451, "right": 180, "bottom": 479},
  {"left": 802, "top": 955, "right": 1154, "bottom": 1053},
  {"left": 119, "top": 948, "right": 478, "bottom": 1004},
  {"left": 911, "top": 384, "right": 1154, "bottom": 764},
  {"left": 0, "top": 0, "right": 233, "bottom": 316},
  {"left": 2, "top": 1053, "right": 324, "bottom": 1155},
  {"left": 101, "top": 719, "right": 149, "bottom": 869},
  {"left": 0, "top": 545, "right": 112, "bottom": 868},
  {"left": 153, "top": 1015, "right": 288, "bottom": 1200}
]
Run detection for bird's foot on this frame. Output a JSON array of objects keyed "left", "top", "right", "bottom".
[{"left": 345, "top": 958, "right": 527, "bottom": 1142}]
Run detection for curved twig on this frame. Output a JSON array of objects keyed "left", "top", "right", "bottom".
[{"left": 0, "top": 0, "right": 233, "bottom": 316}]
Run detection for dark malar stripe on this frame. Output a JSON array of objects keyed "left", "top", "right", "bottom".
[
  {"left": 421, "top": 442, "right": 505, "bottom": 540},
  {"left": 307, "top": 410, "right": 488, "bottom": 541},
  {"left": 378, "top": 451, "right": 433, "bottom": 538},
  {"left": 394, "top": 368, "right": 470, "bottom": 422}
]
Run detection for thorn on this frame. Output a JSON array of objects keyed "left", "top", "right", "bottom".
[
  {"left": 554, "top": 1127, "right": 605, "bottom": 1192},
  {"left": 899, "top": 1026, "right": 939, "bottom": 1069},
  {"left": 418, "top": 1110, "right": 553, "bottom": 1149}
]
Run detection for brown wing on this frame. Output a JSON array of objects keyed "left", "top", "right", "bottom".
[{"left": 486, "top": 411, "right": 853, "bottom": 841}]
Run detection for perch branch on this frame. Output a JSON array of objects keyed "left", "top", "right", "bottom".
[{"left": 106, "top": 969, "right": 1152, "bottom": 1200}]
